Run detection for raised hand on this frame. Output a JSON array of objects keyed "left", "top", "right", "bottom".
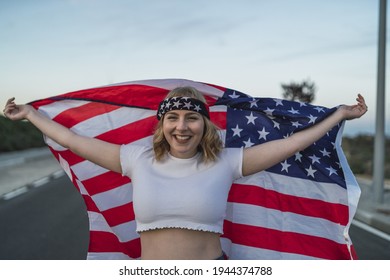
[
  {"left": 3, "top": 97, "right": 34, "bottom": 121},
  {"left": 339, "top": 94, "right": 368, "bottom": 120}
]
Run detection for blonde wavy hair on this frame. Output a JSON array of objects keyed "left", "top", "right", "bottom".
[{"left": 153, "top": 86, "right": 223, "bottom": 162}]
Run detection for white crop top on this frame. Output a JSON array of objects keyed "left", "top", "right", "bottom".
[{"left": 120, "top": 144, "right": 243, "bottom": 233}]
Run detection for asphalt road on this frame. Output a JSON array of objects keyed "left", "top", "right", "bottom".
[
  {"left": 0, "top": 175, "right": 389, "bottom": 260},
  {"left": 0, "top": 176, "right": 89, "bottom": 260},
  {"left": 350, "top": 221, "right": 390, "bottom": 260}
]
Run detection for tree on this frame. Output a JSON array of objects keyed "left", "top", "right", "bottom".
[{"left": 281, "top": 79, "right": 316, "bottom": 103}]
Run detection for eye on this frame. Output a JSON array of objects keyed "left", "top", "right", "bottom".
[
  {"left": 187, "top": 115, "right": 200, "bottom": 121},
  {"left": 166, "top": 116, "right": 177, "bottom": 120}
]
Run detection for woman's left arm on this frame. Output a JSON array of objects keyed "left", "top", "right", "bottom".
[{"left": 242, "top": 94, "right": 367, "bottom": 176}]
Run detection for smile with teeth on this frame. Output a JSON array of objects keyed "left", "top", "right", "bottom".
[{"left": 174, "top": 135, "right": 192, "bottom": 142}]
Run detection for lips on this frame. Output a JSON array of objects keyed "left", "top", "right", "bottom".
[{"left": 173, "top": 135, "right": 192, "bottom": 143}]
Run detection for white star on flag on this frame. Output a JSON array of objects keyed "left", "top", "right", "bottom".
[
  {"left": 288, "top": 107, "right": 299, "bottom": 114},
  {"left": 272, "top": 120, "right": 280, "bottom": 129},
  {"left": 320, "top": 148, "right": 331, "bottom": 157},
  {"left": 308, "top": 114, "right": 318, "bottom": 124},
  {"left": 250, "top": 99, "right": 258, "bottom": 108},
  {"left": 229, "top": 91, "right": 240, "bottom": 99},
  {"left": 295, "top": 152, "right": 303, "bottom": 162},
  {"left": 326, "top": 166, "right": 338, "bottom": 176},
  {"left": 306, "top": 165, "right": 317, "bottom": 178},
  {"left": 298, "top": 101, "right": 308, "bottom": 107},
  {"left": 309, "top": 154, "right": 321, "bottom": 164},
  {"left": 273, "top": 99, "right": 284, "bottom": 106},
  {"left": 258, "top": 127, "right": 270, "bottom": 140},
  {"left": 281, "top": 160, "right": 291, "bottom": 172},
  {"left": 264, "top": 108, "right": 275, "bottom": 116},
  {"left": 314, "top": 107, "right": 325, "bottom": 113},
  {"left": 231, "top": 124, "right": 243, "bottom": 137},
  {"left": 243, "top": 137, "right": 254, "bottom": 147},
  {"left": 291, "top": 121, "right": 302, "bottom": 128},
  {"left": 245, "top": 112, "right": 257, "bottom": 125}
]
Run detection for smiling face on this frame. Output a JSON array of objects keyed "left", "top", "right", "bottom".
[{"left": 163, "top": 110, "right": 205, "bottom": 159}]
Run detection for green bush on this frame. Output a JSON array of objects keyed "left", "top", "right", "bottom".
[
  {"left": 0, "top": 116, "right": 45, "bottom": 152},
  {"left": 342, "top": 135, "right": 390, "bottom": 179}
]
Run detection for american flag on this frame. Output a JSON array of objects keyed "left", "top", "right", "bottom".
[{"left": 30, "top": 79, "right": 360, "bottom": 260}]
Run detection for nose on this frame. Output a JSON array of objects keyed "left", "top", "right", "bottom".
[{"left": 176, "top": 117, "right": 188, "bottom": 131}]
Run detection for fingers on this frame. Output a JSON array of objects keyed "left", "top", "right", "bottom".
[
  {"left": 3, "top": 97, "right": 16, "bottom": 117},
  {"left": 356, "top": 93, "right": 367, "bottom": 112},
  {"left": 5, "top": 97, "right": 15, "bottom": 108},
  {"left": 6, "top": 97, "right": 15, "bottom": 104},
  {"left": 356, "top": 94, "right": 365, "bottom": 104}
]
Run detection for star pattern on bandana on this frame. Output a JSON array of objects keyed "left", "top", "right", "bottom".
[{"left": 157, "top": 97, "right": 210, "bottom": 120}]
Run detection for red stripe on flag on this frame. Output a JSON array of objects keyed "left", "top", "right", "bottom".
[
  {"left": 228, "top": 183, "right": 349, "bottom": 225},
  {"left": 33, "top": 83, "right": 224, "bottom": 113},
  {"left": 102, "top": 202, "right": 135, "bottom": 227},
  {"left": 97, "top": 116, "right": 157, "bottom": 144},
  {"left": 210, "top": 111, "right": 227, "bottom": 129},
  {"left": 204, "top": 95, "right": 218, "bottom": 106},
  {"left": 223, "top": 220, "right": 352, "bottom": 259},
  {"left": 82, "top": 195, "right": 100, "bottom": 212},
  {"left": 81, "top": 171, "right": 131, "bottom": 196},
  {"left": 52, "top": 102, "right": 121, "bottom": 128},
  {"left": 88, "top": 231, "right": 141, "bottom": 259},
  {"left": 30, "top": 98, "right": 59, "bottom": 108},
  {"left": 54, "top": 84, "right": 170, "bottom": 110},
  {"left": 52, "top": 150, "right": 85, "bottom": 166}
]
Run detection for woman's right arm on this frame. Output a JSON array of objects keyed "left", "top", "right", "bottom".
[{"left": 3, "top": 98, "right": 122, "bottom": 174}]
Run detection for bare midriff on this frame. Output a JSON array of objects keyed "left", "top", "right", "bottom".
[{"left": 139, "top": 228, "right": 222, "bottom": 260}]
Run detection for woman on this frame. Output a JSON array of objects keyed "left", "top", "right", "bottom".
[{"left": 3, "top": 86, "right": 367, "bottom": 260}]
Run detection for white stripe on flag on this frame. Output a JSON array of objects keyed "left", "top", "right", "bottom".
[
  {"left": 38, "top": 100, "right": 90, "bottom": 118},
  {"left": 105, "top": 79, "right": 225, "bottom": 98},
  {"left": 88, "top": 211, "right": 139, "bottom": 243},
  {"left": 111, "top": 220, "right": 139, "bottom": 243},
  {"left": 226, "top": 202, "right": 346, "bottom": 244},
  {"left": 92, "top": 183, "right": 133, "bottom": 211},
  {"left": 72, "top": 160, "right": 109, "bottom": 181},
  {"left": 87, "top": 211, "right": 112, "bottom": 233},
  {"left": 210, "top": 105, "right": 227, "bottom": 112},
  {"left": 237, "top": 171, "right": 348, "bottom": 205},
  {"left": 70, "top": 107, "right": 155, "bottom": 137},
  {"left": 76, "top": 179, "right": 88, "bottom": 195}
]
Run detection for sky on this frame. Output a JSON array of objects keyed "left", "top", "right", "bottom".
[{"left": 0, "top": 0, "right": 388, "bottom": 136}]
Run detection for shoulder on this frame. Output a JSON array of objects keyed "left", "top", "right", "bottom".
[
  {"left": 120, "top": 142, "right": 153, "bottom": 158},
  {"left": 120, "top": 142, "right": 154, "bottom": 177},
  {"left": 217, "top": 147, "right": 243, "bottom": 179},
  {"left": 219, "top": 147, "right": 243, "bottom": 159}
]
